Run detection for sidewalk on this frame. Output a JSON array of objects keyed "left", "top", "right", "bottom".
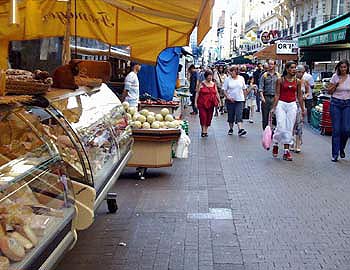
[{"left": 58, "top": 113, "right": 350, "bottom": 270}]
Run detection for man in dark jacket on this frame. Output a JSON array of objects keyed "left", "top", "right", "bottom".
[
  {"left": 188, "top": 64, "right": 198, "bottom": 115},
  {"left": 253, "top": 63, "right": 264, "bottom": 112}
]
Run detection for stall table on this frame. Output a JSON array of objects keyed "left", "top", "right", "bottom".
[{"left": 127, "top": 128, "right": 181, "bottom": 180}]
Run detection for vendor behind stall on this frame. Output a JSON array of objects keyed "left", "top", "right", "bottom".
[{"left": 122, "top": 62, "right": 141, "bottom": 107}]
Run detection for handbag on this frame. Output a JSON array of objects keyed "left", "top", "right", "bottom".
[{"left": 243, "top": 106, "right": 250, "bottom": 119}]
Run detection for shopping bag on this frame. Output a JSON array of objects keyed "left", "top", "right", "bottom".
[
  {"left": 175, "top": 129, "right": 191, "bottom": 158},
  {"left": 243, "top": 106, "right": 250, "bottom": 119},
  {"left": 262, "top": 112, "right": 273, "bottom": 150},
  {"left": 262, "top": 126, "right": 272, "bottom": 150}
]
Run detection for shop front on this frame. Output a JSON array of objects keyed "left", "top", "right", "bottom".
[{"left": 298, "top": 12, "right": 350, "bottom": 76}]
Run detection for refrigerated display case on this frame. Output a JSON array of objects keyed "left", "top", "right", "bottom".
[
  {"left": 0, "top": 104, "right": 77, "bottom": 270},
  {"left": 44, "top": 83, "right": 133, "bottom": 222}
]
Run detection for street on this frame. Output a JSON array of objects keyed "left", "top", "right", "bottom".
[{"left": 58, "top": 113, "right": 350, "bottom": 270}]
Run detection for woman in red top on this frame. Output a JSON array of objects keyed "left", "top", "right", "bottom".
[
  {"left": 195, "top": 70, "right": 221, "bottom": 137},
  {"left": 271, "top": 61, "right": 305, "bottom": 161}
]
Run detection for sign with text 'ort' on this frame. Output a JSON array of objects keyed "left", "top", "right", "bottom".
[{"left": 276, "top": 41, "right": 298, "bottom": 55}]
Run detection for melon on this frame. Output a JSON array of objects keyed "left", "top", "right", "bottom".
[
  {"left": 160, "top": 108, "right": 170, "bottom": 116},
  {"left": 167, "top": 121, "right": 176, "bottom": 128},
  {"left": 165, "top": 114, "right": 174, "bottom": 122},
  {"left": 122, "top": 101, "right": 129, "bottom": 110},
  {"left": 147, "top": 115, "right": 155, "bottom": 124},
  {"left": 142, "top": 122, "right": 151, "bottom": 129},
  {"left": 151, "top": 121, "right": 160, "bottom": 129},
  {"left": 137, "top": 115, "right": 147, "bottom": 123},
  {"left": 128, "top": 107, "right": 137, "bottom": 115},
  {"left": 140, "top": 109, "right": 149, "bottom": 116},
  {"left": 133, "top": 121, "right": 142, "bottom": 129},
  {"left": 155, "top": 114, "right": 164, "bottom": 122},
  {"left": 132, "top": 113, "right": 141, "bottom": 121}
]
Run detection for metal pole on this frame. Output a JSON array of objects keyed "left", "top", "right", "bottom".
[
  {"left": 74, "top": 0, "right": 77, "bottom": 58},
  {"left": 62, "top": 0, "right": 72, "bottom": 64}
]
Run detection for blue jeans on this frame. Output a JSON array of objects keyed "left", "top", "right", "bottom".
[{"left": 330, "top": 97, "right": 350, "bottom": 157}]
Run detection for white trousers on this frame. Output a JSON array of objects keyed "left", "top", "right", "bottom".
[{"left": 273, "top": 101, "right": 297, "bottom": 145}]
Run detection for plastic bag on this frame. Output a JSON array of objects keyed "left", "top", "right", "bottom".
[
  {"left": 175, "top": 129, "right": 191, "bottom": 158},
  {"left": 262, "top": 112, "right": 273, "bottom": 150},
  {"left": 262, "top": 125, "right": 272, "bottom": 150}
]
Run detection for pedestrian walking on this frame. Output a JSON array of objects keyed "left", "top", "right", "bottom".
[
  {"left": 271, "top": 61, "right": 305, "bottom": 161},
  {"left": 239, "top": 65, "right": 250, "bottom": 85},
  {"left": 259, "top": 60, "right": 280, "bottom": 130},
  {"left": 293, "top": 65, "right": 311, "bottom": 153},
  {"left": 303, "top": 65, "right": 315, "bottom": 124},
  {"left": 188, "top": 64, "right": 199, "bottom": 115},
  {"left": 327, "top": 59, "right": 350, "bottom": 162},
  {"left": 253, "top": 63, "right": 264, "bottom": 112},
  {"left": 223, "top": 65, "right": 248, "bottom": 136},
  {"left": 195, "top": 70, "right": 221, "bottom": 137},
  {"left": 246, "top": 77, "right": 257, "bottom": 123},
  {"left": 214, "top": 65, "right": 227, "bottom": 115}
]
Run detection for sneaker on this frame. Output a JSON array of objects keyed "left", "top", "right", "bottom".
[
  {"left": 249, "top": 119, "right": 254, "bottom": 123},
  {"left": 272, "top": 145, "right": 278, "bottom": 157},
  {"left": 340, "top": 150, "right": 346, "bottom": 158},
  {"left": 228, "top": 129, "right": 233, "bottom": 135},
  {"left": 295, "top": 148, "right": 301, "bottom": 153},
  {"left": 332, "top": 155, "right": 338, "bottom": 162},
  {"left": 238, "top": 129, "right": 247, "bottom": 136},
  {"left": 283, "top": 151, "right": 293, "bottom": 161}
]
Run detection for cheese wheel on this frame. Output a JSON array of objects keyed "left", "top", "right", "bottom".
[
  {"left": 0, "top": 236, "right": 25, "bottom": 261},
  {"left": 0, "top": 256, "right": 10, "bottom": 270},
  {"left": 8, "top": 232, "right": 33, "bottom": 251}
]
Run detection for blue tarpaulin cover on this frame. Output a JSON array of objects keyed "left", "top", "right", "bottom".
[{"left": 138, "top": 47, "right": 181, "bottom": 101}]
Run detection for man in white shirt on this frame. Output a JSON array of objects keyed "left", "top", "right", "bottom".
[
  {"left": 122, "top": 62, "right": 141, "bottom": 107},
  {"left": 302, "top": 65, "right": 315, "bottom": 123}
]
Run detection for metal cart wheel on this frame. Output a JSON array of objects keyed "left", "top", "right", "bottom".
[
  {"left": 136, "top": 167, "right": 147, "bottom": 180},
  {"left": 106, "top": 193, "right": 118, "bottom": 213}
]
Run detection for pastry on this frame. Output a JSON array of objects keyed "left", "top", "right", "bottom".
[
  {"left": 8, "top": 232, "right": 33, "bottom": 250},
  {"left": 0, "top": 236, "right": 25, "bottom": 261},
  {"left": 0, "top": 256, "right": 9, "bottom": 270},
  {"left": 16, "top": 225, "right": 38, "bottom": 246}
]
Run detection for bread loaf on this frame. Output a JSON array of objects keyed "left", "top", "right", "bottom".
[
  {"left": 0, "top": 236, "right": 25, "bottom": 261},
  {"left": 0, "top": 256, "right": 10, "bottom": 270},
  {"left": 8, "top": 232, "right": 33, "bottom": 250}
]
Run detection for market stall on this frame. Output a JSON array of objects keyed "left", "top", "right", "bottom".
[
  {"left": 0, "top": 1, "right": 212, "bottom": 268},
  {"left": 124, "top": 105, "right": 184, "bottom": 179},
  {"left": 128, "top": 129, "right": 181, "bottom": 180}
]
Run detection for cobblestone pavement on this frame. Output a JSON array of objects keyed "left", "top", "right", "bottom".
[{"left": 58, "top": 113, "right": 350, "bottom": 270}]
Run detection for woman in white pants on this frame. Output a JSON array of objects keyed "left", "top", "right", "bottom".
[{"left": 271, "top": 61, "right": 305, "bottom": 161}]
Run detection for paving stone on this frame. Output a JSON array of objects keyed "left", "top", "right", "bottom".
[{"left": 59, "top": 114, "right": 350, "bottom": 270}]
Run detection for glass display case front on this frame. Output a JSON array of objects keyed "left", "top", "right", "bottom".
[
  {"left": 48, "top": 84, "right": 133, "bottom": 194},
  {"left": 0, "top": 105, "right": 76, "bottom": 270}
]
